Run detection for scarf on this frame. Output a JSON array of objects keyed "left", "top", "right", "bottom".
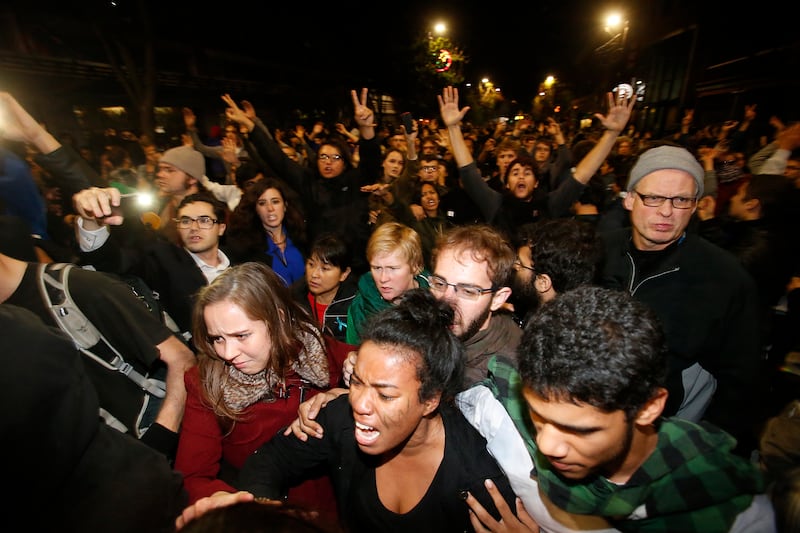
[
  {"left": 533, "top": 417, "right": 765, "bottom": 532},
  {"left": 463, "top": 314, "right": 521, "bottom": 385},
  {"left": 222, "top": 330, "right": 329, "bottom": 411}
]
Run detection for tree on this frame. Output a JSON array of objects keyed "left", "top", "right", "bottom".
[{"left": 87, "top": 0, "right": 157, "bottom": 141}]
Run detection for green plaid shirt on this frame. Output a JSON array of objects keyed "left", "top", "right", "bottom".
[
  {"left": 480, "top": 355, "right": 537, "bottom": 458},
  {"left": 533, "top": 417, "right": 766, "bottom": 532}
]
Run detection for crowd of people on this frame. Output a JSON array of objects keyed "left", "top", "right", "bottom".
[{"left": 1, "top": 82, "right": 799, "bottom": 532}]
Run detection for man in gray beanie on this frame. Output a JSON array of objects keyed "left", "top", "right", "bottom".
[{"left": 599, "top": 141, "right": 763, "bottom": 458}]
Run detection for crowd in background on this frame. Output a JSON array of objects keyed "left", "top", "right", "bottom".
[{"left": 1, "top": 84, "right": 798, "bottom": 532}]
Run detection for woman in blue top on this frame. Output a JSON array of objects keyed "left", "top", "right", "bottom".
[{"left": 227, "top": 178, "right": 307, "bottom": 286}]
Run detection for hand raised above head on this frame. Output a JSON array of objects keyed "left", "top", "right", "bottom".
[
  {"left": 352, "top": 88, "right": 375, "bottom": 128},
  {"left": 182, "top": 107, "right": 196, "bottom": 128},
  {"left": 438, "top": 86, "right": 470, "bottom": 128},
  {"left": 594, "top": 91, "right": 635, "bottom": 134}
]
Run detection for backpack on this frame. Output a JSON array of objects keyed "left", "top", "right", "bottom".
[{"left": 37, "top": 262, "right": 167, "bottom": 437}]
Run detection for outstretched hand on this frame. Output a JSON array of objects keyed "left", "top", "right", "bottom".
[
  {"left": 175, "top": 491, "right": 255, "bottom": 530},
  {"left": 594, "top": 91, "right": 635, "bottom": 133},
  {"left": 438, "top": 86, "right": 470, "bottom": 127}
]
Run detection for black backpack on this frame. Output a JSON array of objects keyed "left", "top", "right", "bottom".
[{"left": 37, "top": 262, "right": 167, "bottom": 436}]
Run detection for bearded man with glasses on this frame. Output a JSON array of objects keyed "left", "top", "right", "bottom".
[{"left": 600, "top": 142, "right": 763, "bottom": 458}]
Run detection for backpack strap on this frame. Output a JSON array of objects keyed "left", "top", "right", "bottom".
[{"left": 37, "top": 263, "right": 166, "bottom": 399}]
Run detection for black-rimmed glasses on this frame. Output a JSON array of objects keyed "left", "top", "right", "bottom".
[
  {"left": 174, "top": 215, "right": 219, "bottom": 229},
  {"left": 426, "top": 274, "right": 496, "bottom": 301},
  {"left": 632, "top": 190, "right": 697, "bottom": 209}
]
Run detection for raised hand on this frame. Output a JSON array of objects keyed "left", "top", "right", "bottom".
[
  {"left": 240, "top": 100, "right": 257, "bottom": 121},
  {"left": 438, "top": 86, "right": 471, "bottom": 127},
  {"left": 0, "top": 92, "right": 49, "bottom": 144},
  {"left": 182, "top": 107, "right": 197, "bottom": 129},
  {"left": 352, "top": 88, "right": 375, "bottom": 128},
  {"left": 594, "top": 91, "right": 635, "bottom": 133},
  {"left": 222, "top": 94, "right": 254, "bottom": 131}
]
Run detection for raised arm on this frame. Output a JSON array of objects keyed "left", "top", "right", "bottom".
[
  {"left": 571, "top": 92, "right": 635, "bottom": 185},
  {"left": 351, "top": 88, "right": 376, "bottom": 141},
  {"left": 438, "top": 86, "right": 474, "bottom": 168}
]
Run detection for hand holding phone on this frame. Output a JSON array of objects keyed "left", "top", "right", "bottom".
[{"left": 400, "top": 112, "right": 415, "bottom": 134}]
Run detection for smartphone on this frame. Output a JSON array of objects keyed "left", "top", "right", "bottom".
[{"left": 400, "top": 112, "right": 414, "bottom": 133}]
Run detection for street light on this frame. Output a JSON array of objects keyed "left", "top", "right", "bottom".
[
  {"left": 596, "top": 12, "right": 628, "bottom": 55},
  {"left": 595, "top": 11, "right": 629, "bottom": 88}
]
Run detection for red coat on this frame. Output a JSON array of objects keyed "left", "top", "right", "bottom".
[{"left": 174, "top": 335, "right": 353, "bottom": 519}]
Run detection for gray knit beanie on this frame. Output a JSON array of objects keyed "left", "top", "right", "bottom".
[
  {"left": 626, "top": 145, "right": 704, "bottom": 198},
  {"left": 160, "top": 146, "right": 205, "bottom": 180}
]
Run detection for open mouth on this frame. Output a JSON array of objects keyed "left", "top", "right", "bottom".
[{"left": 355, "top": 421, "right": 380, "bottom": 445}]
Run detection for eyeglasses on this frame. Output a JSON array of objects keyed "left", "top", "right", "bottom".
[
  {"left": 632, "top": 191, "right": 697, "bottom": 209},
  {"left": 422, "top": 166, "right": 439, "bottom": 172},
  {"left": 426, "top": 274, "right": 496, "bottom": 300},
  {"left": 318, "top": 153, "right": 343, "bottom": 162},
  {"left": 513, "top": 259, "right": 536, "bottom": 273},
  {"left": 174, "top": 215, "right": 219, "bottom": 229}
]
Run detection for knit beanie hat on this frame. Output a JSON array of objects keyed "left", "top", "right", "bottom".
[
  {"left": 626, "top": 145, "right": 704, "bottom": 198},
  {"left": 160, "top": 146, "right": 205, "bottom": 179}
]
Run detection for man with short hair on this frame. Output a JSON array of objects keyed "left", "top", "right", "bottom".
[
  {"left": 510, "top": 218, "right": 604, "bottom": 322},
  {"left": 150, "top": 145, "right": 207, "bottom": 245},
  {"left": 73, "top": 190, "right": 230, "bottom": 341},
  {"left": 600, "top": 142, "right": 762, "bottom": 455},
  {"left": 509, "top": 285, "right": 774, "bottom": 532}
]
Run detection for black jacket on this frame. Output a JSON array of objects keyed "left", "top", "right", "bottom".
[
  {"left": 291, "top": 275, "right": 358, "bottom": 343},
  {"left": 600, "top": 229, "right": 762, "bottom": 448},
  {"left": 239, "top": 396, "right": 516, "bottom": 532}
]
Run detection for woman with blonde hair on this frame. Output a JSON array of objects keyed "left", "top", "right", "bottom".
[{"left": 345, "top": 222, "right": 430, "bottom": 344}]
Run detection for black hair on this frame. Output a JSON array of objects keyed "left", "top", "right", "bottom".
[
  {"left": 308, "top": 232, "right": 352, "bottom": 271},
  {"left": 518, "top": 285, "right": 668, "bottom": 420},
  {"left": 360, "top": 288, "right": 465, "bottom": 405},
  {"left": 178, "top": 192, "right": 229, "bottom": 223},
  {"left": 517, "top": 218, "right": 604, "bottom": 293}
]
